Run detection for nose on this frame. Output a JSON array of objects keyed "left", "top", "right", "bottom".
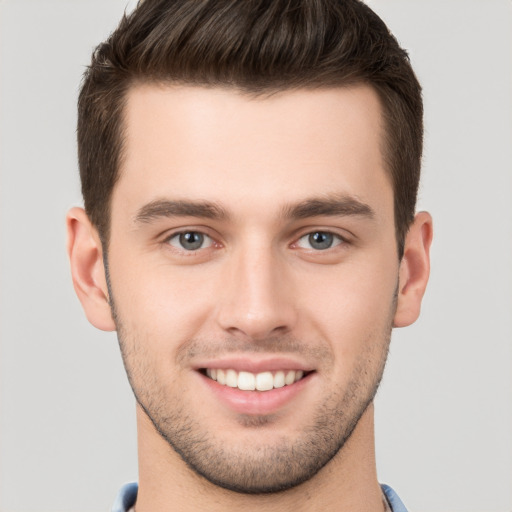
[{"left": 216, "top": 243, "right": 297, "bottom": 341}]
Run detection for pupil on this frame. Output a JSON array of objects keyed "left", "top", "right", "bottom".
[
  {"left": 309, "top": 232, "right": 333, "bottom": 250},
  {"left": 180, "top": 232, "right": 203, "bottom": 250}
]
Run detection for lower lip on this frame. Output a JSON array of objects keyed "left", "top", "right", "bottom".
[{"left": 199, "top": 372, "right": 314, "bottom": 416}]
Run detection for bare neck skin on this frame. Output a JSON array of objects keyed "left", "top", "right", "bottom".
[{"left": 135, "top": 403, "right": 383, "bottom": 512}]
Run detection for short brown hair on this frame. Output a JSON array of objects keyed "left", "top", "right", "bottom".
[{"left": 78, "top": 0, "right": 423, "bottom": 257}]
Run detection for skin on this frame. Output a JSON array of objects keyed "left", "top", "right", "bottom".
[{"left": 67, "top": 84, "right": 432, "bottom": 512}]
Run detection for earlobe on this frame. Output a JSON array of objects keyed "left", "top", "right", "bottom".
[
  {"left": 66, "top": 207, "right": 116, "bottom": 331},
  {"left": 393, "top": 211, "right": 433, "bottom": 328}
]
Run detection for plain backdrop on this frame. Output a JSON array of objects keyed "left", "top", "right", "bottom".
[{"left": 0, "top": 1, "right": 511, "bottom": 511}]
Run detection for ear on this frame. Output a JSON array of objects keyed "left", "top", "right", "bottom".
[
  {"left": 66, "top": 207, "right": 116, "bottom": 331},
  {"left": 393, "top": 211, "right": 433, "bottom": 328}
]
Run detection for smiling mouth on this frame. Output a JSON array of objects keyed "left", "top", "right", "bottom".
[{"left": 200, "top": 368, "right": 311, "bottom": 391}]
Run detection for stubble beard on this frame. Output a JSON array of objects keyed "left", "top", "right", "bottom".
[
  {"left": 115, "top": 328, "right": 392, "bottom": 494},
  {"left": 106, "top": 269, "right": 394, "bottom": 495}
]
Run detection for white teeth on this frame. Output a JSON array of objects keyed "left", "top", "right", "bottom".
[
  {"left": 225, "top": 369, "right": 238, "bottom": 387},
  {"left": 238, "top": 371, "right": 255, "bottom": 391},
  {"left": 256, "top": 371, "right": 274, "bottom": 391},
  {"left": 205, "top": 368, "right": 307, "bottom": 391},
  {"left": 216, "top": 369, "right": 226, "bottom": 385},
  {"left": 273, "top": 370, "right": 285, "bottom": 388},
  {"left": 284, "top": 370, "right": 296, "bottom": 385}
]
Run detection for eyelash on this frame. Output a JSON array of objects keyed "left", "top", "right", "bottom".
[
  {"left": 294, "top": 231, "right": 347, "bottom": 251},
  {"left": 163, "top": 228, "right": 349, "bottom": 254},
  {"left": 165, "top": 230, "right": 216, "bottom": 252}
]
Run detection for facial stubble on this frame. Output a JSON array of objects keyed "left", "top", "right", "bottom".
[{"left": 106, "top": 265, "right": 395, "bottom": 495}]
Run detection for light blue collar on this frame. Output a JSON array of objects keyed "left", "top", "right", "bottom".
[{"left": 112, "top": 482, "right": 409, "bottom": 511}]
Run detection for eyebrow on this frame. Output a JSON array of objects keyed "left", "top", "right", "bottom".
[
  {"left": 134, "top": 199, "right": 229, "bottom": 224},
  {"left": 281, "top": 194, "right": 375, "bottom": 220},
  {"left": 133, "top": 193, "right": 375, "bottom": 225}
]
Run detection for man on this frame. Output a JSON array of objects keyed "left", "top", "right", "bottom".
[{"left": 67, "top": 0, "right": 432, "bottom": 510}]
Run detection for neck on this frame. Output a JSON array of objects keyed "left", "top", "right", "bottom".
[{"left": 135, "top": 403, "right": 383, "bottom": 512}]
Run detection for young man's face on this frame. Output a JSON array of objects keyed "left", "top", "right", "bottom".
[{"left": 80, "top": 84, "right": 427, "bottom": 493}]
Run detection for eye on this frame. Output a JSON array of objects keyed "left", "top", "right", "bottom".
[
  {"left": 167, "top": 231, "right": 214, "bottom": 251},
  {"left": 296, "top": 231, "right": 344, "bottom": 250}
]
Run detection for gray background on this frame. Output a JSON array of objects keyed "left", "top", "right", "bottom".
[{"left": 1, "top": 1, "right": 511, "bottom": 511}]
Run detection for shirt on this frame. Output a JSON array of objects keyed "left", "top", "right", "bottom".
[{"left": 112, "top": 481, "right": 408, "bottom": 511}]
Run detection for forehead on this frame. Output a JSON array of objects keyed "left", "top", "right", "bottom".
[{"left": 113, "top": 83, "right": 392, "bottom": 223}]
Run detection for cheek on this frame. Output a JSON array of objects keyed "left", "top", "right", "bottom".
[
  {"left": 294, "top": 256, "right": 398, "bottom": 359},
  {"left": 108, "top": 251, "right": 220, "bottom": 350}
]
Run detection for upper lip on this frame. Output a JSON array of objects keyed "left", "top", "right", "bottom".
[{"left": 193, "top": 356, "right": 315, "bottom": 374}]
